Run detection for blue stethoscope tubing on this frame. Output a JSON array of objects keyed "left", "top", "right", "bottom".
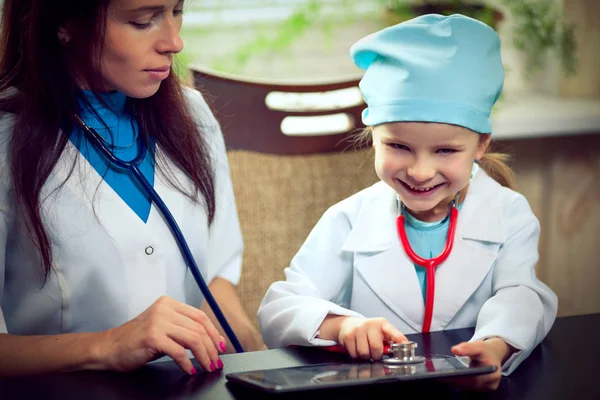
[{"left": 75, "top": 115, "right": 244, "bottom": 354}]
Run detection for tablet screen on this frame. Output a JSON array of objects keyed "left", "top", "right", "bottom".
[{"left": 226, "top": 356, "right": 497, "bottom": 393}]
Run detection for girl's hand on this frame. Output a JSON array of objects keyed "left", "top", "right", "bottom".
[
  {"left": 337, "top": 317, "right": 407, "bottom": 360},
  {"left": 99, "top": 296, "right": 226, "bottom": 375},
  {"left": 449, "top": 338, "right": 515, "bottom": 391}
]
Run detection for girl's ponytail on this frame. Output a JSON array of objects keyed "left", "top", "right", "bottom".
[{"left": 478, "top": 149, "right": 516, "bottom": 190}]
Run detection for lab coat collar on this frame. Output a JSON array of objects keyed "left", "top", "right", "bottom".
[
  {"left": 46, "top": 140, "right": 174, "bottom": 249},
  {"left": 342, "top": 171, "right": 506, "bottom": 332},
  {"left": 341, "top": 169, "right": 505, "bottom": 253}
]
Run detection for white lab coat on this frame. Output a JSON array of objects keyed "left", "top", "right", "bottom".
[
  {"left": 257, "top": 169, "right": 558, "bottom": 375},
  {"left": 0, "top": 88, "right": 243, "bottom": 335}
]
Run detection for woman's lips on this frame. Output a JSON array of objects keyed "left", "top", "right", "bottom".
[{"left": 144, "top": 67, "right": 170, "bottom": 80}]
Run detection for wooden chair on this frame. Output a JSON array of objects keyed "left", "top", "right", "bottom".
[{"left": 191, "top": 65, "right": 380, "bottom": 331}]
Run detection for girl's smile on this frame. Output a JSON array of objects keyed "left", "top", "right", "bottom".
[
  {"left": 372, "top": 121, "right": 490, "bottom": 222},
  {"left": 397, "top": 179, "right": 448, "bottom": 197}
]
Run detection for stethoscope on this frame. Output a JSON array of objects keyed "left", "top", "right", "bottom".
[
  {"left": 324, "top": 340, "right": 443, "bottom": 367},
  {"left": 321, "top": 191, "right": 462, "bottom": 362},
  {"left": 396, "top": 191, "right": 460, "bottom": 333},
  {"left": 74, "top": 115, "right": 244, "bottom": 354}
]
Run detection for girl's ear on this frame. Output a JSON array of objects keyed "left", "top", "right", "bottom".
[{"left": 475, "top": 134, "right": 492, "bottom": 160}]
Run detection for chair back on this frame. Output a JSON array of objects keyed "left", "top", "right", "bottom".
[{"left": 191, "top": 65, "right": 379, "bottom": 330}]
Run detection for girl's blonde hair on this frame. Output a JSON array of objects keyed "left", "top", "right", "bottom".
[
  {"left": 354, "top": 127, "right": 516, "bottom": 190},
  {"left": 478, "top": 149, "right": 516, "bottom": 190}
]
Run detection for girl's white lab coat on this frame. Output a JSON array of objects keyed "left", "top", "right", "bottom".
[
  {"left": 0, "top": 88, "right": 243, "bottom": 336},
  {"left": 258, "top": 170, "right": 558, "bottom": 375}
]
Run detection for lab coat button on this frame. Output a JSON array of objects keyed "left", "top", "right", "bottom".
[{"left": 145, "top": 246, "right": 154, "bottom": 255}]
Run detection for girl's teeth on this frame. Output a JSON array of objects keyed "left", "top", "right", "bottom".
[{"left": 411, "top": 186, "right": 433, "bottom": 191}]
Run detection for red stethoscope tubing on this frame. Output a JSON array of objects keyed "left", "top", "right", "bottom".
[
  {"left": 320, "top": 198, "right": 460, "bottom": 355},
  {"left": 396, "top": 205, "right": 459, "bottom": 333}
]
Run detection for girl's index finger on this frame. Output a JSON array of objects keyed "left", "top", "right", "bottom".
[{"left": 381, "top": 322, "right": 407, "bottom": 344}]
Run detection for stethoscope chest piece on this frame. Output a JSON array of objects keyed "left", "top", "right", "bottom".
[{"left": 382, "top": 341, "right": 426, "bottom": 365}]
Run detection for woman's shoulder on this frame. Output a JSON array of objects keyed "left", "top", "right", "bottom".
[
  {"left": 183, "top": 86, "right": 229, "bottom": 169},
  {"left": 182, "top": 85, "right": 206, "bottom": 107},
  {"left": 181, "top": 85, "right": 223, "bottom": 137},
  {"left": 0, "top": 113, "right": 14, "bottom": 196},
  {"left": 0, "top": 88, "right": 19, "bottom": 147},
  {"left": 182, "top": 86, "right": 218, "bottom": 127},
  {"left": 0, "top": 111, "right": 15, "bottom": 131},
  {"left": 0, "top": 111, "right": 15, "bottom": 156}
]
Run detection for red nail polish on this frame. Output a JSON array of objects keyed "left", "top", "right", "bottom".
[
  {"left": 190, "top": 367, "right": 197, "bottom": 375},
  {"left": 220, "top": 341, "right": 227, "bottom": 352},
  {"left": 209, "top": 362, "right": 216, "bottom": 372},
  {"left": 217, "top": 358, "right": 224, "bottom": 369}
]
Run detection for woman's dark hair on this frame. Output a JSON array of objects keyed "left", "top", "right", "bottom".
[{"left": 0, "top": 0, "right": 215, "bottom": 281}]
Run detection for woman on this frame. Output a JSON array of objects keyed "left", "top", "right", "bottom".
[{"left": 0, "top": 0, "right": 264, "bottom": 377}]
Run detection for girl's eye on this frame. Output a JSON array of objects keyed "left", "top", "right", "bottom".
[
  {"left": 389, "top": 143, "right": 410, "bottom": 151},
  {"left": 174, "top": 9, "right": 184, "bottom": 17},
  {"left": 437, "top": 148, "right": 456, "bottom": 154}
]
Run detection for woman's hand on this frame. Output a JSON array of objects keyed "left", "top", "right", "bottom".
[
  {"left": 99, "top": 296, "right": 226, "bottom": 375},
  {"left": 200, "top": 277, "right": 267, "bottom": 354},
  {"left": 448, "top": 338, "right": 516, "bottom": 391},
  {"left": 337, "top": 317, "right": 408, "bottom": 360}
]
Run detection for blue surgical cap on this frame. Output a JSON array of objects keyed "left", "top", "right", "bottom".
[{"left": 350, "top": 14, "right": 504, "bottom": 134}]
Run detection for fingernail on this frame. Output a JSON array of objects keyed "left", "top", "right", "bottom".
[
  {"left": 209, "top": 362, "right": 216, "bottom": 372},
  {"left": 190, "top": 367, "right": 197, "bottom": 375},
  {"left": 220, "top": 341, "right": 227, "bottom": 352},
  {"left": 217, "top": 358, "right": 224, "bottom": 369}
]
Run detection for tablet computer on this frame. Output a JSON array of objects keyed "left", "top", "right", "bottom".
[{"left": 226, "top": 356, "right": 497, "bottom": 393}]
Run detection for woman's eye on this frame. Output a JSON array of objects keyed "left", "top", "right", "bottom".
[
  {"left": 174, "top": 8, "right": 184, "bottom": 17},
  {"left": 130, "top": 20, "right": 153, "bottom": 29}
]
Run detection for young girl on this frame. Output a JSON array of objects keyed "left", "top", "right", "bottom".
[
  {"left": 257, "top": 14, "right": 558, "bottom": 391},
  {"left": 0, "top": 0, "right": 264, "bottom": 377}
]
